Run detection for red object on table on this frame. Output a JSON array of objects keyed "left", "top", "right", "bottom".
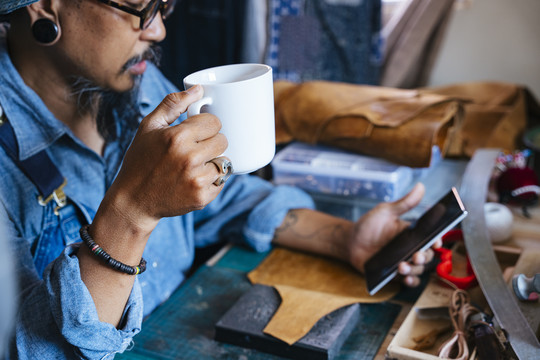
[{"left": 435, "top": 229, "right": 477, "bottom": 290}]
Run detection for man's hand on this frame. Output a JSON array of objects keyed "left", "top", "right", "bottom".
[
  {"left": 348, "top": 183, "right": 440, "bottom": 287},
  {"left": 79, "top": 85, "right": 229, "bottom": 326},
  {"left": 102, "top": 84, "right": 228, "bottom": 234}
]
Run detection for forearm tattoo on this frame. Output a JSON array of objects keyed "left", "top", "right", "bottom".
[
  {"left": 275, "top": 210, "right": 348, "bottom": 246},
  {"left": 274, "top": 210, "right": 300, "bottom": 236}
]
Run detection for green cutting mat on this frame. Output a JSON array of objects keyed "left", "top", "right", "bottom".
[{"left": 116, "top": 246, "right": 402, "bottom": 360}]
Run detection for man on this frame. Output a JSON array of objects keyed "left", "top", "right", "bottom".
[{"left": 0, "top": 0, "right": 437, "bottom": 358}]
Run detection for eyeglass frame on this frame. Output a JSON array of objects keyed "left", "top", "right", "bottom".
[{"left": 97, "top": 0, "right": 175, "bottom": 30}]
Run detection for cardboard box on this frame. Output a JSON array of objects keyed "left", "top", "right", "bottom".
[{"left": 386, "top": 247, "right": 521, "bottom": 360}]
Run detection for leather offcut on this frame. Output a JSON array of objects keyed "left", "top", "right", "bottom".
[{"left": 247, "top": 248, "right": 399, "bottom": 345}]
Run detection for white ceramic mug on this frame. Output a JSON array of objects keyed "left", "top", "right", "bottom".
[{"left": 183, "top": 63, "right": 275, "bottom": 174}]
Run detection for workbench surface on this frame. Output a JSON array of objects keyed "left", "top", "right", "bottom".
[
  {"left": 116, "top": 158, "right": 540, "bottom": 359},
  {"left": 116, "top": 245, "right": 404, "bottom": 360}
]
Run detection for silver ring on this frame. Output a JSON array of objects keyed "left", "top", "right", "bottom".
[{"left": 208, "top": 156, "right": 233, "bottom": 186}]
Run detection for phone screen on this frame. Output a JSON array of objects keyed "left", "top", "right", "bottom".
[{"left": 364, "top": 187, "right": 468, "bottom": 295}]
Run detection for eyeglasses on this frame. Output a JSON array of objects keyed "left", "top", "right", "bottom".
[{"left": 98, "top": 0, "right": 175, "bottom": 30}]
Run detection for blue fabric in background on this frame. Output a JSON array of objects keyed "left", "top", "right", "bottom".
[
  {"left": 158, "top": 0, "right": 382, "bottom": 88},
  {"left": 266, "top": 0, "right": 382, "bottom": 84}
]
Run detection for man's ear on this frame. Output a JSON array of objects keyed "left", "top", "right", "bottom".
[
  {"left": 26, "top": 0, "right": 59, "bottom": 25},
  {"left": 26, "top": 0, "right": 62, "bottom": 45}
]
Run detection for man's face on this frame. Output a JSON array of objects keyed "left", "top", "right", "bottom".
[{"left": 57, "top": 0, "right": 166, "bottom": 93}]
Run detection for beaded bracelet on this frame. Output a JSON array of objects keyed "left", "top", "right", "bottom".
[{"left": 79, "top": 224, "right": 147, "bottom": 275}]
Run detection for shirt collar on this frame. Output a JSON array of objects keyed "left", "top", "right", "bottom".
[
  {"left": 0, "top": 26, "right": 68, "bottom": 160},
  {"left": 0, "top": 25, "right": 161, "bottom": 161}
]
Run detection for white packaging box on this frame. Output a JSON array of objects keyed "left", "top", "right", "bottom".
[{"left": 271, "top": 142, "right": 415, "bottom": 202}]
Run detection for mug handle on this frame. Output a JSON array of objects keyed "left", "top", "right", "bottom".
[{"left": 187, "top": 96, "right": 213, "bottom": 117}]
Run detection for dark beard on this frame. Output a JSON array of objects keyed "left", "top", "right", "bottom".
[
  {"left": 69, "top": 46, "right": 162, "bottom": 141},
  {"left": 96, "top": 85, "right": 141, "bottom": 141}
]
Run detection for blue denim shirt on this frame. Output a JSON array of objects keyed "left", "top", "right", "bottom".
[{"left": 0, "top": 30, "right": 314, "bottom": 359}]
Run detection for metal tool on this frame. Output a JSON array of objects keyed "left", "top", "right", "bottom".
[
  {"left": 460, "top": 149, "right": 540, "bottom": 359},
  {"left": 512, "top": 274, "right": 540, "bottom": 301}
]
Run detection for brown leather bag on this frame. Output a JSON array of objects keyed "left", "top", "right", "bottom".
[
  {"left": 274, "top": 80, "right": 463, "bottom": 168},
  {"left": 274, "top": 81, "right": 536, "bottom": 168}
]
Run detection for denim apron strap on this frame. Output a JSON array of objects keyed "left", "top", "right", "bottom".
[
  {"left": 32, "top": 200, "right": 96, "bottom": 277},
  {"left": 0, "top": 109, "right": 94, "bottom": 276},
  {"left": 0, "top": 118, "right": 67, "bottom": 213}
]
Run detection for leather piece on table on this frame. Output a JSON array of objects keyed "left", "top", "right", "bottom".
[
  {"left": 264, "top": 285, "right": 361, "bottom": 345},
  {"left": 274, "top": 80, "right": 463, "bottom": 168},
  {"left": 247, "top": 248, "right": 399, "bottom": 345}
]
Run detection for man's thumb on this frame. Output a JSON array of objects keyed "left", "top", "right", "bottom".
[
  {"left": 143, "top": 85, "right": 203, "bottom": 130},
  {"left": 392, "top": 182, "right": 425, "bottom": 215}
]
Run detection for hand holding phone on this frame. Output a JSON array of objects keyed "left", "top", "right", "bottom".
[{"left": 364, "top": 187, "right": 468, "bottom": 295}]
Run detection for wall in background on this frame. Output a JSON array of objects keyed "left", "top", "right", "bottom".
[{"left": 428, "top": 0, "right": 540, "bottom": 99}]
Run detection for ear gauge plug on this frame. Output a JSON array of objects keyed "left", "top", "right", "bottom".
[{"left": 31, "top": 18, "right": 59, "bottom": 44}]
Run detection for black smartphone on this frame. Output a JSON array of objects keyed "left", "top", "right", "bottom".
[{"left": 364, "top": 187, "right": 468, "bottom": 295}]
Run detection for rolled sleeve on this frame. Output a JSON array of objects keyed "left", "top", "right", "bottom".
[
  {"left": 47, "top": 244, "right": 143, "bottom": 358},
  {"left": 243, "top": 184, "right": 315, "bottom": 252},
  {"left": 14, "top": 244, "right": 144, "bottom": 360},
  {"left": 193, "top": 175, "right": 314, "bottom": 252}
]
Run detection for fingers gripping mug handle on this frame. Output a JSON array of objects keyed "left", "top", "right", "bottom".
[{"left": 187, "top": 96, "right": 213, "bottom": 117}]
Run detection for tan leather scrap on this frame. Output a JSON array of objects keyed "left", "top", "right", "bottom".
[
  {"left": 274, "top": 80, "right": 536, "bottom": 167},
  {"left": 274, "top": 80, "right": 463, "bottom": 168},
  {"left": 247, "top": 247, "right": 399, "bottom": 345}
]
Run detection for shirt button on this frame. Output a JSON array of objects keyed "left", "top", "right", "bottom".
[{"left": 152, "top": 261, "right": 158, "bottom": 268}]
